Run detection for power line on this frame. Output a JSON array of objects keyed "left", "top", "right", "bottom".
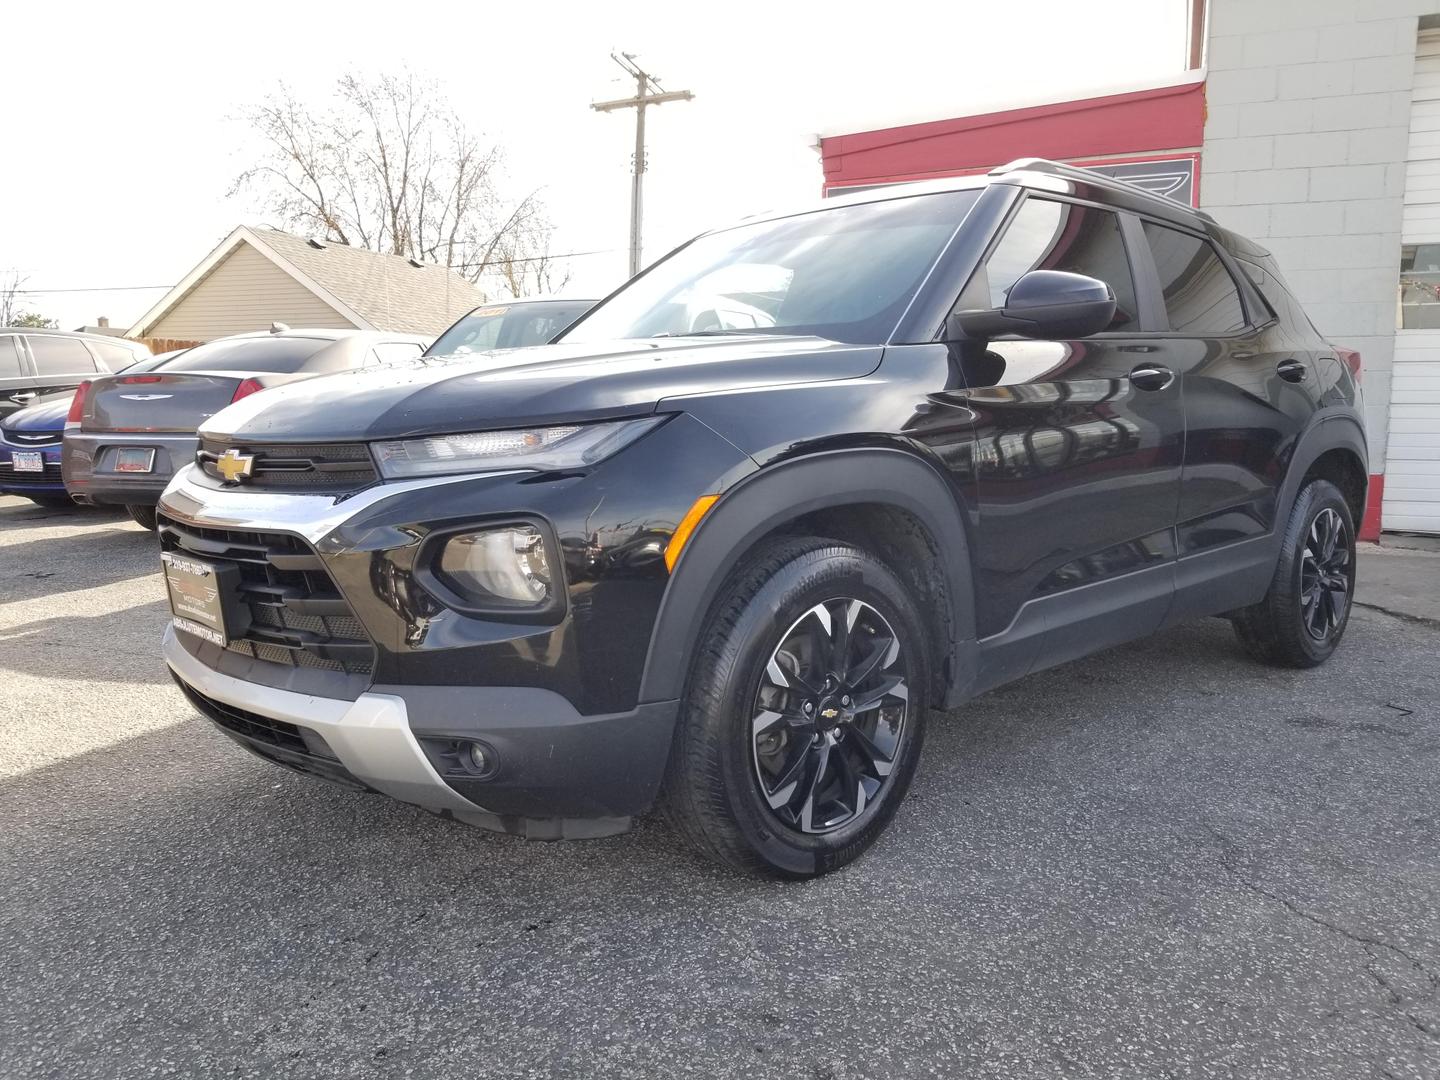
[
  {"left": 11, "top": 246, "right": 628, "bottom": 296},
  {"left": 591, "top": 52, "right": 693, "bottom": 277}
]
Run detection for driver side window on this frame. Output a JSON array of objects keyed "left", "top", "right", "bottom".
[{"left": 983, "top": 197, "right": 1139, "bottom": 331}]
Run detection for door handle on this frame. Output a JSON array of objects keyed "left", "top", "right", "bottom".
[
  {"left": 1277, "top": 358, "right": 1308, "bottom": 383},
  {"left": 1128, "top": 364, "right": 1174, "bottom": 392},
  {"left": 9, "top": 392, "right": 37, "bottom": 405}
]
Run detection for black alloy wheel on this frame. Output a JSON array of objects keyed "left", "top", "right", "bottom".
[
  {"left": 664, "top": 537, "right": 929, "bottom": 877},
  {"left": 1233, "top": 479, "right": 1356, "bottom": 668},
  {"left": 751, "top": 598, "right": 909, "bottom": 834},
  {"left": 1300, "top": 506, "right": 1351, "bottom": 642}
]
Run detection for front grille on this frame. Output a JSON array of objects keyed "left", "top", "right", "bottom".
[
  {"left": 0, "top": 459, "right": 60, "bottom": 485},
  {"left": 1, "top": 429, "right": 61, "bottom": 446},
  {"left": 197, "top": 438, "right": 378, "bottom": 492},
  {"left": 174, "top": 676, "right": 368, "bottom": 790},
  {"left": 158, "top": 515, "right": 376, "bottom": 676}
]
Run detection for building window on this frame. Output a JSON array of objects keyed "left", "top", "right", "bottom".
[{"left": 1400, "top": 244, "right": 1440, "bottom": 329}]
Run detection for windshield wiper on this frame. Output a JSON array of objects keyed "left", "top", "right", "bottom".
[{"left": 651, "top": 329, "right": 754, "bottom": 338}]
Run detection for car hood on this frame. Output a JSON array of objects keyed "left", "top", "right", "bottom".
[
  {"left": 2, "top": 394, "right": 71, "bottom": 433},
  {"left": 201, "top": 336, "right": 883, "bottom": 442}
]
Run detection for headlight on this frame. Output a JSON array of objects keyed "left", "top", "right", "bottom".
[
  {"left": 435, "top": 524, "right": 554, "bottom": 609},
  {"left": 373, "top": 417, "right": 665, "bottom": 479}
]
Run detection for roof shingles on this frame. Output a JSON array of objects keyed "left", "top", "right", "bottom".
[{"left": 255, "top": 229, "right": 487, "bottom": 334}]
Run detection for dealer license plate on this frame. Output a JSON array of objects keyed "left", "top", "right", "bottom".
[
  {"left": 161, "top": 552, "right": 239, "bottom": 647},
  {"left": 115, "top": 447, "right": 156, "bottom": 473},
  {"left": 12, "top": 451, "right": 43, "bottom": 472}
]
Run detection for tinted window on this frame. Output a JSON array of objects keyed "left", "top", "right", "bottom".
[
  {"left": 159, "top": 336, "right": 332, "bottom": 374},
  {"left": 28, "top": 335, "right": 100, "bottom": 376},
  {"left": 560, "top": 190, "right": 981, "bottom": 346},
  {"left": 91, "top": 340, "right": 146, "bottom": 372},
  {"left": 1143, "top": 221, "right": 1247, "bottom": 335},
  {"left": 368, "top": 342, "right": 425, "bottom": 365},
  {"left": 983, "top": 197, "right": 1139, "bottom": 331},
  {"left": 430, "top": 301, "right": 592, "bottom": 356},
  {"left": 0, "top": 337, "right": 21, "bottom": 378}
]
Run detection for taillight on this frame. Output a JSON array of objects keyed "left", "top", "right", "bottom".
[
  {"left": 1336, "top": 347, "right": 1362, "bottom": 382},
  {"left": 119, "top": 375, "right": 163, "bottom": 384},
  {"left": 66, "top": 380, "right": 91, "bottom": 424},
  {"left": 230, "top": 378, "right": 264, "bottom": 403}
]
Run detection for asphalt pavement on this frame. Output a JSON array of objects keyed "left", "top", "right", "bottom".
[{"left": 1, "top": 493, "right": 1437, "bottom": 1079}]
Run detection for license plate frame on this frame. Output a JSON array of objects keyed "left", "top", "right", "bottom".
[
  {"left": 12, "top": 451, "right": 43, "bottom": 473},
  {"left": 114, "top": 447, "right": 156, "bottom": 474},
  {"left": 160, "top": 552, "right": 248, "bottom": 647}
]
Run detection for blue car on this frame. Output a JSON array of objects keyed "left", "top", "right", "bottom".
[{"left": 0, "top": 351, "right": 183, "bottom": 508}]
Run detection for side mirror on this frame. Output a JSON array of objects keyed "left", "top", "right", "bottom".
[{"left": 951, "top": 269, "right": 1116, "bottom": 340}]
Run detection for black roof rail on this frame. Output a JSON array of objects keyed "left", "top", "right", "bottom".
[{"left": 989, "top": 157, "right": 1216, "bottom": 224}]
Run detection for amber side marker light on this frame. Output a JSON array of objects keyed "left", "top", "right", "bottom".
[{"left": 665, "top": 494, "right": 720, "bottom": 572}]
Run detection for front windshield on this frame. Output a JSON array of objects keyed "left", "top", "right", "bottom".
[{"left": 560, "top": 190, "right": 980, "bottom": 346}]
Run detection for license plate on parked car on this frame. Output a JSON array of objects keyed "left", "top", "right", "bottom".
[
  {"left": 115, "top": 447, "right": 156, "bottom": 473},
  {"left": 161, "top": 552, "right": 243, "bottom": 647},
  {"left": 12, "top": 451, "right": 43, "bottom": 472}
]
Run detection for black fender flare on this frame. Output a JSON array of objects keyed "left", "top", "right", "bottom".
[
  {"left": 1278, "top": 412, "right": 1369, "bottom": 533},
  {"left": 637, "top": 447, "right": 978, "bottom": 706}
]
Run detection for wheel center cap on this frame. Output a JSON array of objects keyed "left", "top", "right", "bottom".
[{"left": 815, "top": 695, "right": 848, "bottom": 730}]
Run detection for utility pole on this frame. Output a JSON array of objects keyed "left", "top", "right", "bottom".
[{"left": 591, "top": 53, "right": 693, "bottom": 278}]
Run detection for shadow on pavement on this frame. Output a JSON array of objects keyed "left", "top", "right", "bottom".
[{"left": 1, "top": 616, "right": 1436, "bottom": 1078}]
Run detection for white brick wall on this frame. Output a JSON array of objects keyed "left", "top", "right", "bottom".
[{"left": 1201, "top": 0, "right": 1440, "bottom": 474}]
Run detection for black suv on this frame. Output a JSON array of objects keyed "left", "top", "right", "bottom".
[{"left": 158, "top": 159, "right": 1366, "bottom": 878}]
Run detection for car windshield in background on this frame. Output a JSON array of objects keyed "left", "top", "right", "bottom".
[
  {"left": 157, "top": 336, "right": 332, "bottom": 374},
  {"left": 429, "top": 301, "right": 594, "bottom": 357},
  {"left": 559, "top": 190, "right": 981, "bottom": 346}
]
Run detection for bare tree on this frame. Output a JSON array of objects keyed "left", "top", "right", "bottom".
[
  {"left": 232, "top": 72, "right": 558, "bottom": 289},
  {"left": 1, "top": 272, "right": 57, "bottom": 328}
]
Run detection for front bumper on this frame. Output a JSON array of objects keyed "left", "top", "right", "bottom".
[
  {"left": 0, "top": 436, "right": 65, "bottom": 494},
  {"left": 165, "top": 625, "right": 670, "bottom": 837},
  {"left": 63, "top": 431, "right": 197, "bottom": 506}
]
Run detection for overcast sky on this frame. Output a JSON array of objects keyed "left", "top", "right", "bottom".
[{"left": 2, "top": 0, "right": 1189, "bottom": 331}]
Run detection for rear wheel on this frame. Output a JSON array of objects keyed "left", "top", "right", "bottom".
[
  {"left": 664, "top": 537, "right": 929, "bottom": 878},
  {"left": 125, "top": 504, "right": 159, "bottom": 531},
  {"left": 24, "top": 494, "right": 74, "bottom": 510},
  {"left": 1233, "top": 479, "right": 1355, "bottom": 668}
]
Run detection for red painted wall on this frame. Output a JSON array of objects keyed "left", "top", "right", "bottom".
[{"left": 819, "top": 79, "right": 1207, "bottom": 190}]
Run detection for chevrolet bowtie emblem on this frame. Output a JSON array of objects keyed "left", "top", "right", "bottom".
[
  {"left": 820, "top": 707, "right": 839, "bottom": 720},
  {"left": 215, "top": 448, "right": 255, "bottom": 484}
]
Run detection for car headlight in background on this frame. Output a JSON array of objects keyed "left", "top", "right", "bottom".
[
  {"left": 372, "top": 417, "right": 665, "bottom": 479},
  {"left": 435, "top": 524, "right": 553, "bottom": 608}
]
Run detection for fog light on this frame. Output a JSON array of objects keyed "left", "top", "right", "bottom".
[
  {"left": 437, "top": 525, "right": 552, "bottom": 607},
  {"left": 467, "top": 741, "right": 492, "bottom": 774}
]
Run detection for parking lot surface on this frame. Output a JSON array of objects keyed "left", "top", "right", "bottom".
[{"left": 1, "top": 494, "right": 1437, "bottom": 1080}]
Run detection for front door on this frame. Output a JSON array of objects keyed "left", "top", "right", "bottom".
[{"left": 942, "top": 194, "right": 1185, "bottom": 685}]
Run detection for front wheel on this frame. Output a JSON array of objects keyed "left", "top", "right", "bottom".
[
  {"left": 1233, "top": 479, "right": 1356, "bottom": 668},
  {"left": 125, "top": 504, "right": 159, "bottom": 531},
  {"left": 664, "top": 537, "right": 929, "bottom": 878}
]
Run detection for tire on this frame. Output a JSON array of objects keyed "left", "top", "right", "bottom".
[
  {"left": 125, "top": 504, "right": 159, "bottom": 531},
  {"left": 1232, "top": 479, "right": 1356, "bottom": 668},
  {"left": 664, "top": 536, "right": 930, "bottom": 878},
  {"left": 24, "top": 494, "right": 74, "bottom": 509}
]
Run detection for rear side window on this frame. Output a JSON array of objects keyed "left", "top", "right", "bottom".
[
  {"left": 91, "top": 340, "right": 145, "bottom": 372},
  {"left": 159, "top": 336, "right": 331, "bottom": 374},
  {"left": 368, "top": 341, "right": 424, "bottom": 366},
  {"left": 0, "top": 337, "right": 22, "bottom": 378},
  {"left": 1142, "top": 222, "right": 1248, "bottom": 335},
  {"left": 983, "top": 197, "right": 1139, "bottom": 331},
  {"left": 28, "top": 335, "right": 100, "bottom": 376}
]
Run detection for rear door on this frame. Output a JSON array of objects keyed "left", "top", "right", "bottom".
[
  {"left": 24, "top": 334, "right": 104, "bottom": 401},
  {"left": 1131, "top": 221, "right": 1329, "bottom": 620}
]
